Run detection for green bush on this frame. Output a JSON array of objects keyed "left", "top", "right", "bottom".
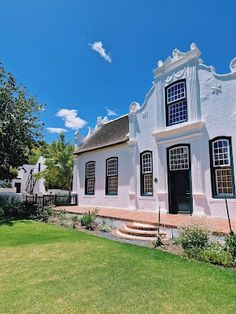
[
  {"left": 0, "top": 207, "right": 4, "bottom": 217},
  {"left": 2, "top": 181, "right": 13, "bottom": 188},
  {"left": 201, "top": 242, "right": 235, "bottom": 267},
  {"left": 0, "top": 196, "right": 42, "bottom": 219},
  {"left": 225, "top": 233, "right": 236, "bottom": 259},
  {"left": 152, "top": 235, "right": 164, "bottom": 248},
  {"left": 98, "top": 220, "right": 111, "bottom": 232},
  {"left": 176, "top": 226, "right": 209, "bottom": 251},
  {"left": 80, "top": 208, "right": 99, "bottom": 230},
  {"left": 58, "top": 209, "right": 67, "bottom": 226},
  {"left": 71, "top": 215, "right": 79, "bottom": 229},
  {"left": 37, "top": 206, "right": 53, "bottom": 222},
  {"left": 183, "top": 247, "right": 203, "bottom": 259}
]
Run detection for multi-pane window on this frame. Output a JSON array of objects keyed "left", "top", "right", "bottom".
[
  {"left": 106, "top": 158, "right": 118, "bottom": 195},
  {"left": 167, "top": 81, "right": 185, "bottom": 103},
  {"left": 166, "top": 80, "right": 187, "bottom": 126},
  {"left": 210, "top": 137, "right": 235, "bottom": 198},
  {"left": 216, "top": 169, "right": 233, "bottom": 196},
  {"left": 85, "top": 161, "right": 95, "bottom": 195},
  {"left": 169, "top": 146, "right": 189, "bottom": 171},
  {"left": 213, "top": 139, "right": 230, "bottom": 167},
  {"left": 141, "top": 151, "right": 153, "bottom": 196}
]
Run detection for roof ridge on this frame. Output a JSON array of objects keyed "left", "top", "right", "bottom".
[
  {"left": 75, "top": 115, "right": 129, "bottom": 155},
  {"left": 104, "top": 113, "right": 128, "bottom": 125}
]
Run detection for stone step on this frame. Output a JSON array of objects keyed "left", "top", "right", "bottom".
[
  {"left": 119, "top": 226, "right": 159, "bottom": 237},
  {"left": 112, "top": 229, "right": 157, "bottom": 241},
  {"left": 126, "top": 221, "right": 159, "bottom": 231}
]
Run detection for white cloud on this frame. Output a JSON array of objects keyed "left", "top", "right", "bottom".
[
  {"left": 106, "top": 107, "right": 118, "bottom": 116},
  {"left": 56, "top": 109, "right": 87, "bottom": 130},
  {"left": 47, "top": 127, "right": 68, "bottom": 134},
  {"left": 89, "top": 41, "right": 112, "bottom": 63}
]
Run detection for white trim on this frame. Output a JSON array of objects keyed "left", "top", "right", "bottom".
[
  {"left": 104, "top": 196, "right": 119, "bottom": 199},
  {"left": 152, "top": 121, "right": 204, "bottom": 143},
  {"left": 83, "top": 195, "right": 96, "bottom": 199},
  {"left": 153, "top": 47, "right": 201, "bottom": 78}
]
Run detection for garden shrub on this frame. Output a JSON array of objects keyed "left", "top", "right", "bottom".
[
  {"left": 201, "top": 242, "right": 235, "bottom": 267},
  {"left": 71, "top": 214, "right": 79, "bottom": 229},
  {"left": 0, "top": 195, "right": 42, "bottom": 219},
  {"left": 58, "top": 209, "right": 67, "bottom": 226},
  {"left": 225, "top": 233, "right": 236, "bottom": 260},
  {"left": 2, "top": 181, "right": 13, "bottom": 188},
  {"left": 98, "top": 220, "right": 111, "bottom": 232},
  {"left": 80, "top": 208, "right": 99, "bottom": 230},
  {"left": 152, "top": 235, "right": 164, "bottom": 248},
  {"left": 0, "top": 207, "right": 4, "bottom": 217},
  {"left": 36, "top": 206, "right": 53, "bottom": 222},
  {"left": 176, "top": 225, "right": 209, "bottom": 251}
]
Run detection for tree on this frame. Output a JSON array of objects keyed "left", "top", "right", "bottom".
[
  {"left": 38, "top": 133, "right": 74, "bottom": 193},
  {"left": 25, "top": 141, "right": 48, "bottom": 165},
  {"left": 0, "top": 64, "right": 44, "bottom": 179}
]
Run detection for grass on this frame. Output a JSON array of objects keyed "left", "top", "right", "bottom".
[{"left": 0, "top": 221, "right": 236, "bottom": 314}]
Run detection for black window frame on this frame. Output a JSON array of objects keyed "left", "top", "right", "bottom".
[
  {"left": 106, "top": 157, "right": 118, "bottom": 196},
  {"left": 165, "top": 79, "right": 188, "bottom": 127},
  {"left": 140, "top": 151, "right": 153, "bottom": 196},
  {"left": 209, "top": 136, "right": 235, "bottom": 199},
  {"left": 85, "top": 161, "right": 96, "bottom": 195}
]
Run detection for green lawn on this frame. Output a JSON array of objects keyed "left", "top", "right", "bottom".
[{"left": 0, "top": 221, "right": 235, "bottom": 314}]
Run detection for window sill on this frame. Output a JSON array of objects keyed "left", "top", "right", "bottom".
[
  {"left": 209, "top": 198, "right": 236, "bottom": 203},
  {"left": 104, "top": 195, "right": 119, "bottom": 199},
  {"left": 138, "top": 196, "right": 156, "bottom": 201},
  {"left": 83, "top": 195, "right": 96, "bottom": 198}
]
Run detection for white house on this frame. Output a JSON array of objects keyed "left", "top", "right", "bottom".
[
  {"left": 73, "top": 43, "right": 236, "bottom": 219},
  {"left": 12, "top": 156, "right": 47, "bottom": 195}
]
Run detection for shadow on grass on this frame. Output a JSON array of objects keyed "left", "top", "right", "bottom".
[
  {"left": 0, "top": 218, "right": 33, "bottom": 227},
  {"left": 0, "top": 218, "right": 15, "bottom": 226}
]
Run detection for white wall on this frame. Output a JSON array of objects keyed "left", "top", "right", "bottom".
[
  {"left": 76, "top": 143, "right": 132, "bottom": 209},
  {"left": 33, "top": 156, "right": 47, "bottom": 195},
  {"left": 12, "top": 164, "right": 34, "bottom": 193}
]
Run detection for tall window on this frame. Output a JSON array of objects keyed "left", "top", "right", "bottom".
[
  {"left": 210, "top": 137, "right": 235, "bottom": 198},
  {"left": 140, "top": 151, "right": 153, "bottom": 196},
  {"left": 106, "top": 158, "right": 118, "bottom": 195},
  {"left": 165, "top": 80, "right": 187, "bottom": 126},
  {"left": 85, "top": 161, "right": 95, "bottom": 195}
]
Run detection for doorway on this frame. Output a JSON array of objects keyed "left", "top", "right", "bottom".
[{"left": 167, "top": 144, "right": 192, "bottom": 214}]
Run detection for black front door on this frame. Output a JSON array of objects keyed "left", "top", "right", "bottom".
[{"left": 167, "top": 145, "right": 192, "bottom": 214}]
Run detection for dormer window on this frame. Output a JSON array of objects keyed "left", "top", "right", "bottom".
[{"left": 165, "top": 80, "right": 187, "bottom": 126}]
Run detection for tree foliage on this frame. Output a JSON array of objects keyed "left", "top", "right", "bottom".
[
  {"left": 25, "top": 141, "right": 48, "bottom": 165},
  {"left": 0, "top": 64, "right": 44, "bottom": 179},
  {"left": 37, "top": 133, "right": 74, "bottom": 192}
]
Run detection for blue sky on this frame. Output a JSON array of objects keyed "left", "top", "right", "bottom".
[{"left": 1, "top": 0, "right": 236, "bottom": 143}]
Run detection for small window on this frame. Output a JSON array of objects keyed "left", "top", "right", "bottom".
[
  {"left": 165, "top": 80, "right": 187, "bottom": 126},
  {"left": 85, "top": 161, "right": 95, "bottom": 195},
  {"left": 106, "top": 158, "right": 118, "bottom": 195},
  {"left": 210, "top": 137, "right": 235, "bottom": 198},
  {"left": 141, "top": 151, "right": 153, "bottom": 196}
]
